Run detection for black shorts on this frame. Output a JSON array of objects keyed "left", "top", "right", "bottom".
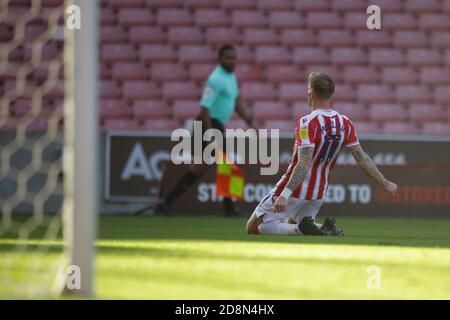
[{"left": 191, "top": 114, "right": 226, "bottom": 159}]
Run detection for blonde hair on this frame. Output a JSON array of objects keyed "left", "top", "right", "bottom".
[{"left": 308, "top": 72, "right": 335, "bottom": 100}]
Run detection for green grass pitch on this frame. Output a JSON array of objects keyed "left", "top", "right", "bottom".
[{"left": 1, "top": 216, "right": 450, "bottom": 299}]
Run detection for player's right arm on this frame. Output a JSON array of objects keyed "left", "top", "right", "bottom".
[{"left": 348, "top": 144, "right": 397, "bottom": 196}]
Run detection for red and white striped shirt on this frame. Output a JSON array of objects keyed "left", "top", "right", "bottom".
[{"left": 274, "top": 109, "right": 359, "bottom": 201}]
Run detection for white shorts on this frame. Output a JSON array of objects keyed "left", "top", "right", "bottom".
[{"left": 254, "top": 190, "right": 324, "bottom": 224}]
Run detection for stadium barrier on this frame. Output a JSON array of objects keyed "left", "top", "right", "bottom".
[{"left": 104, "top": 132, "right": 450, "bottom": 218}]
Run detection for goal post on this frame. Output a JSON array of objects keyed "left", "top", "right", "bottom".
[{"left": 60, "top": 0, "right": 99, "bottom": 297}]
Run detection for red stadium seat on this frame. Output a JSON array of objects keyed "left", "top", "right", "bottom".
[
  {"left": 151, "top": 63, "right": 188, "bottom": 82},
  {"left": 189, "top": 64, "right": 216, "bottom": 82},
  {"left": 307, "top": 13, "right": 342, "bottom": 29},
  {"left": 407, "top": 49, "right": 443, "bottom": 67},
  {"left": 132, "top": 100, "right": 171, "bottom": 119},
  {"left": 185, "top": 0, "right": 219, "bottom": 9},
  {"left": 235, "top": 46, "right": 254, "bottom": 63},
  {"left": 163, "top": 82, "right": 199, "bottom": 100},
  {"left": 112, "top": 63, "right": 148, "bottom": 81},
  {"left": 100, "top": 7, "right": 117, "bottom": 25},
  {"left": 434, "top": 87, "right": 450, "bottom": 103},
  {"left": 259, "top": 0, "right": 292, "bottom": 11},
  {"left": 103, "top": 119, "right": 141, "bottom": 132},
  {"left": 118, "top": 8, "right": 153, "bottom": 26},
  {"left": 109, "top": 0, "right": 144, "bottom": 8},
  {"left": 101, "top": 26, "right": 128, "bottom": 44},
  {"left": 235, "top": 64, "right": 262, "bottom": 81},
  {"left": 383, "top": 14, "right": 416, "bottom": 30},
  {"left": 383, "top": 122, "right": 420, "bottom": 135},
  {"left": 409, "top": 104, "right": 446, "bottom": 123},
  {"left": 194, "top": 9, "right": 230, "bottom": 27},
  {"left": 101, "top": 81, "right": 122, "bottom": 99},
  {"left": 232, "top": 10, "right": 267, "bottom": 28},
  {"left": 396, "top": 85, "right": 432, "bottom": 104},
  {"left": 353, "top": 122, "right": 381, "bottom": 135},
  {"left": 343, "top": 67, "right": 380, "bottom": 84},
  {"left": 357, "top": 85, "right": 394, "bottom": 103},
  {"left": 405, "top": 0, "right": 440, "bottom": 13},
  {"left": 319, "top": 30, "right": 353, "bottom": 48},
  {"left": 278, "top": 83, "right": 308, "bottom": 102},
  {"left": 167, "top": 27, "right": 204, "bottom": 45},
  {"left": 129, "top": 27, "right": 166, "bottom": 44},
  {"left": 173, "top": 100, "right": 200, "bottom": 120},
  {"left": 344, "top": 13, "right": 368, "bottom": 31},
  {"left": 140, "top": 45, "right": 177, "bottom": 62},
  {"left": 420, "top": 68, "right": 450, "bottom": 85},
  {"left": 220, "top": 0, "right": 256, "bottom": 10},
  {"left": 381, "top": 67, "right": 418, "bottom": 85},
  {"left": 145, "top": 0, "right": 183, "bottom": 8},
  {"left": 355, "top": 31, "right": 392, "bottom": 48},
  {"left": 393, "top": 31, "right": 428, "bottom": 48},
  {"left": 444, "top": 0, "right": 450, "bottom": 13},
  {"left": 206, "top": 28, "right": 241, "bottom": 46},
  {"left": 293, "top": 48, "right": 329, "bottom": 66},
  {"left": 142, "top": 119, "right": 180, "bottom": 131},
  {"left": 100, "top": 100, "right": 130, "bottom": 120},
  {"left": 291, "top": 103, "right": 312, "bottom": 119},
  {"left": 369, "top": 0, "right": 403, "bottom": 12},
  {"left": 333, "top": 103, "right": 368, "bottom": 122},
  {"left": 268, "top": 12, "right": 304, "bottom": 29},
  {"left": 157, "top": 9, "right": 193, "bottom": 27},
  {"left": 23, "top": 43, "right": 61, "bottom": 62},
  {"left": 102, "top": 44, "right": 137, "bottom": 62},
  {"left": 123, "top": 81, "right": 160, "bottom": 100},
  {"left": 431, "top": 32, "right": 450, "bottom": 49},
  {"left": 332, "top": 0, "right": 366, "bottom": 12},
  {"left": 266, "top": 65, "right": 301, "bottom": 83},
  {"left": 281, "top": 30, "right": 316, "bottom": 47},
  {"left": 179, "top": 46, "right": 215, "bottom": 64},
  {"left": 332, "top": 84, "right": 355, "bottom": 102},
  {"left": 369, "top": 49, "right": 404, "bottom": 66},
  {"left": 253, "top": 101, "right": 290, "bottom": 121},
  {"left": 241, "top": 82, "right": 277, "bottom": 101},
  {"left": 243, "top": 29, "right": 278, "bottom": 46},
  {"left": 262, "top": 120, "right": 293, "bottom": 133},
  {"left": 445, "top": 51, "right": 450, "bottom": 66},
  {"left": 24, "top": 25, "right": 46, "bottom": 41},
  {"left": 419, "top": 14, "right": 450, "bottom": 31},
  {"left": 255, "top": 47, "right": 291, "bottom": 64},
  {"left": 331, "top": 48, "right": 366, "bottom": 66},
  {"left": 369, "top": 104, "right": 408, "bottom": 122},
  {"left": 294, "top": 0, "right": 330, "bottom": 12},
  {"left": 422, "top": 123, "right": 450, "bottom": 136}
]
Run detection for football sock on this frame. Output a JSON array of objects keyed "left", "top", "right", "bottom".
[
  {"left": 164, "top": 170, "right": 199, "bottom": 204},
  {"left": 258, "top": 222, "right": 301, "bottom": 235}
]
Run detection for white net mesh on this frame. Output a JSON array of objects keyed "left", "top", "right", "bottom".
[{"left": 0, "top": 0, "right": 66, "bottom": 298}]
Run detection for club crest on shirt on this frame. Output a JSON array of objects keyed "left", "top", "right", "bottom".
[{"left": 202, "top": 86, "right": 213, "bottom": 98}]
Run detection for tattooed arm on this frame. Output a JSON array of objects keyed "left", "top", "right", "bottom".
[
  {"left": 348, "top": 144, "right": 397, "bottom": 195},
  {"left": 273, "top": 147, "right": 314, "bottom": 213}
]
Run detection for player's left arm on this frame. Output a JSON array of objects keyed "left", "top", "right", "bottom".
[
  {"left": 235, "top": 96, "right": 255, "bottom": 128},
  {"left": 273, "top": 146, "right": 314, "bottom": 213}
]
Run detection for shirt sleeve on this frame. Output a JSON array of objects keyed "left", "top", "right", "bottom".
[
  {"left": 200, "top": 77, "right": 220, "bottom": 110},
  {"left": 344, "top": 119, "right": 360, "bottom": 148},
  {"left": 297, "top": 116, "right": 316, "bottom": 148}
]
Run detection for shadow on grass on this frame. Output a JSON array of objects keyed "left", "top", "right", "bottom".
[{"left": 96, "top": 216, "right": 450, "bottom": 249}]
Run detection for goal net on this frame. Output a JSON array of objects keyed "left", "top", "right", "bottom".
[{"left": 0, "top": 0, "right": 98, "bottom": 298}]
